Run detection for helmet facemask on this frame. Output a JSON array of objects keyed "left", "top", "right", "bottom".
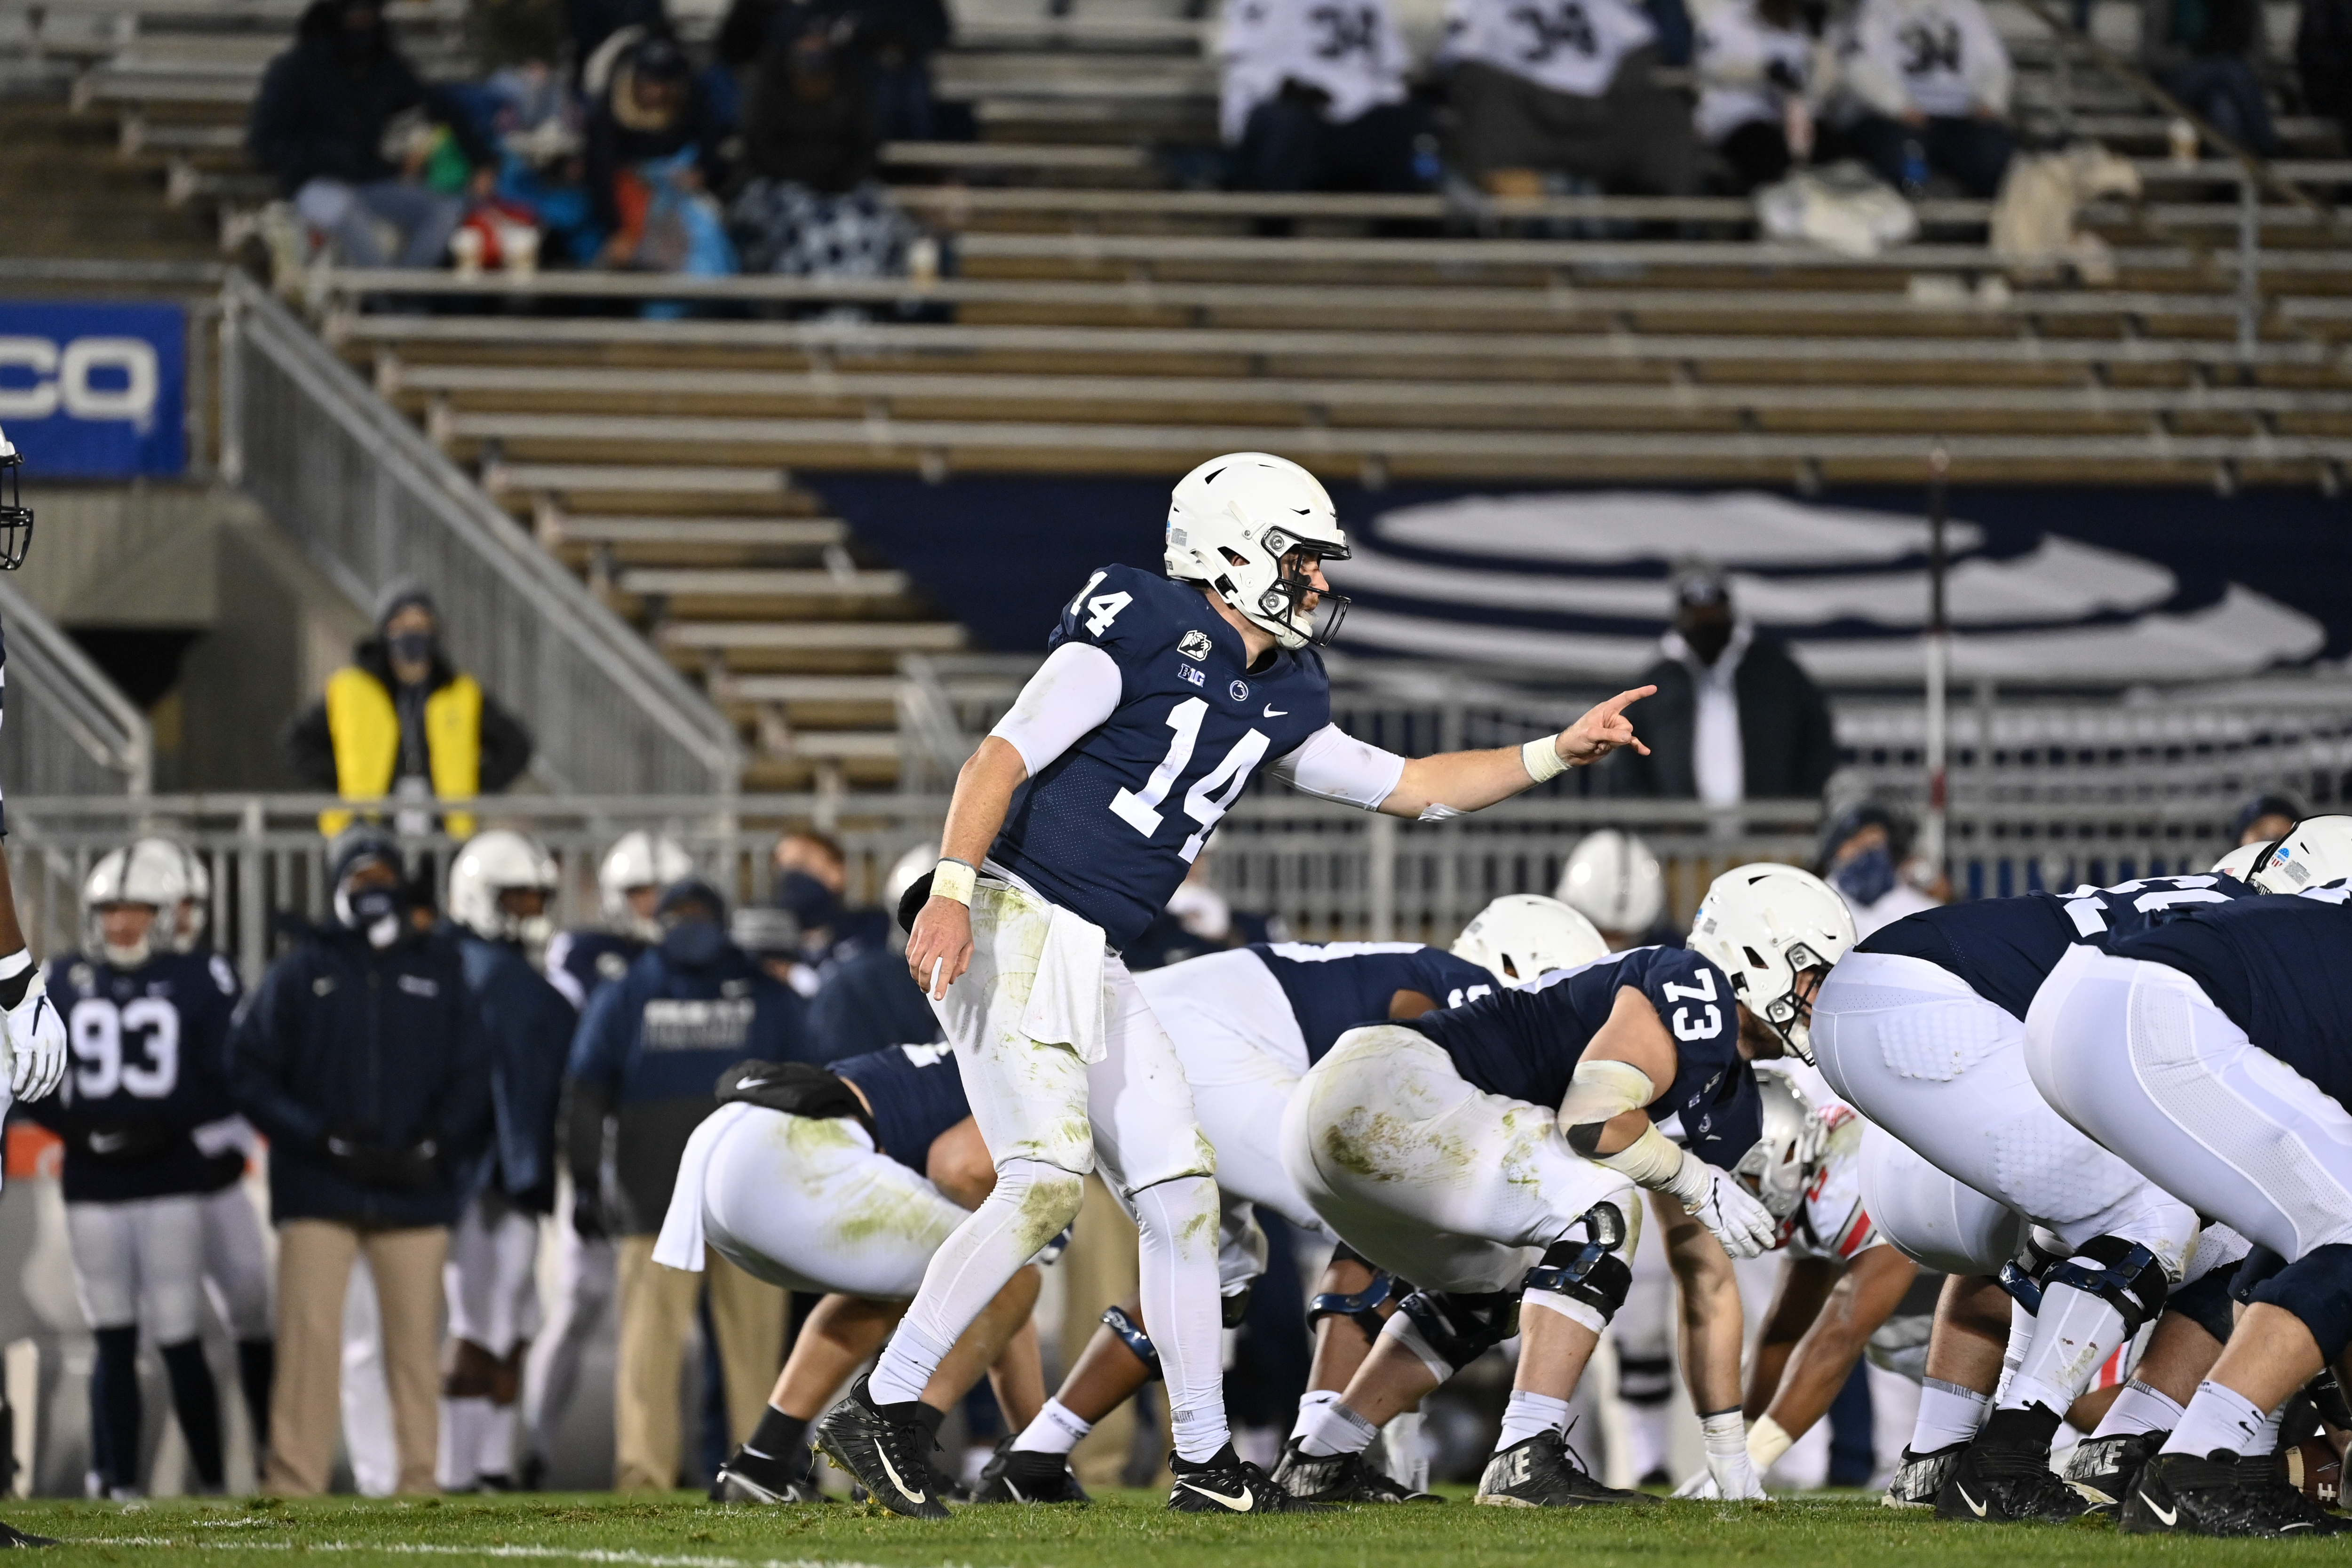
[
  {"left": 1248, "top": 527, "right": 1351, "bottom": 650},
  {"left": 0, "top": 446, "right": 32, "bottom": 572},
  {"left": 1752, "top": 942, "right": 1833, "bottom": 1064}
]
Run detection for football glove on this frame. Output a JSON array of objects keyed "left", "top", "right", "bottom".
[
  {"left": 3, "top": 963, "right": 66, "bottom": 1103},
  {"left": 1686, "top": 1165, "right": 1779, "bottom": 1259}
]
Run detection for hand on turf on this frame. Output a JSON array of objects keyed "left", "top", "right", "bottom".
[
  {"left": 906, "top": 895, "right": 974, "bottom": 1002},
  {"left": 1554, "top": 686, "right": 1655, "bottom": 766},
  {"left": 1673, "top": 1467, "right": 1720, "bottom": 1499},
  {"left": 1686, "top": 1166, "right": 1779, "bottom": 1259},
  {"left": 1706, "top": 1443, "right": 1767, "bottom": 1500}
]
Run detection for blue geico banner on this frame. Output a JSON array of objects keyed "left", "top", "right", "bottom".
[{"left": 0, "top": 301, "right": 186, "bottom": 477}]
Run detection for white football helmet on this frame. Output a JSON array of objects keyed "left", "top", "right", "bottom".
[
  {"left": 1733, "top": 1067, "right": 1822, "bottom": 1220},
  {"left": 2238, "top": 813, "right": 2352, "bottom": 894},
  {"left": 885, "top": 841, "right": 939, "bottom": 914},
  {"left": 1687, "top": 863, "right": 1857, "bottom": 1065},
  {"left": 2211, "top": 841, "right": 2266, "bottom": 881},
  {"left": 451, "top": 830, "right": 561, "bottom": 946},
  {"left": 83, "top": 840, "right": 195, "bottom": 969},
  {"left": 1555, "top": 829, "right": 1668, "bottom": 941},
  {"left": 599, "top": 831, "right": 694, "bottom": 939},
  {"left": 1452, "top": 893, "right": 1610, "bottom": 985},
  {"left": 1163, "top": 452, "right": 1351, "bottom": 650}
]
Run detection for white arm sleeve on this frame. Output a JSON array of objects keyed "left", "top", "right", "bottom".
[
  {"left": 988, "top": 641, "right": 1124, "bottom": 778},
  {"left": 1269, "top": 722, "right": 1407, "bottom": 811}
]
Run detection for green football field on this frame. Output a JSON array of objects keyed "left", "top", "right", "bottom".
[{"left": 0, "top": 1489, "right": 2333, "bottom": 1567}]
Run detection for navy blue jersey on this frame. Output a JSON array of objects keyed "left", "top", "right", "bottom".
[
  {"left": 2106, "top": 888, "right": 2352, "bottom": 1105},
  {"left": 1860, "top": 875, "right": 2252, "bottom": 1021},
  {"left": 33, "top": 949, "right": 244, "bottom": 1202},
  {"left": 1250, "top": 941, "right": 1501, "bottom": 1063},
  {"left": 829, "top": 1041, "right": 971, "bottom": 1175},
  {"left": 545, "top": 929, "right": 644, "bottom": 1014},
  {"left": 1406, "top": 946, "right": 1761, "bottom": 1168},
  {"left": 990, "top": 565, "right": 1335, "bottom": 950}
]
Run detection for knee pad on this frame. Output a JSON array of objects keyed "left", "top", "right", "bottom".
[
  {"left": 1387, "top": 1288, "right": 1520, "bottom": 1380},
  {"left": 2164, "top": 1265, "right": 2240, "bottom": 1347},
  {"left": 2044, "top": 1235, "right": 2170, "bottom": 1339},
  {"left": 1522, "top": 1202, "right": 1633, "bottom": 1327},
  {"left": 1100, "top": 1304, "right": 1163, "bottom": 1383},
  {"left": 1308, "top": 1271, "right": 1411, "bottom": 1345},
  {"left": 2248, "top": 1242, "right": 2352, "bottom": 1363}
]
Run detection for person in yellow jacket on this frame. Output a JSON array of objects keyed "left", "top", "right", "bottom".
[{"left": 283, "top": 582, "right": 534, "bottom": 836}]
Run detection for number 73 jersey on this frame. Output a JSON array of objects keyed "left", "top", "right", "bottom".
[{"left": 990, "top": 564, "right": 1336, "bottom": 951}]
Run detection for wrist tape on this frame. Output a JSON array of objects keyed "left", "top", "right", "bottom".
[
  {"left": 1521, "top": 736, "right": 1568, "bottom": 782},
  {"left": 930, "top": 858, "right": 977, "bottom": 907}
]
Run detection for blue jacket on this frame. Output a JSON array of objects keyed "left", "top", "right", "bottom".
[
  {"left": 564, "top": 937, "right": 816, "bottom": 1233},
  {"left": 457, "top": 932, "right": 576, "bottom": 1211},
  {"left": 230, "top": 923, "right": 493, "bottom": 1228}
]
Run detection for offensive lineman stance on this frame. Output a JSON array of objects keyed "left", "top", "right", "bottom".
[
  {"left": 815, "top": 452, "right": 1653, "bottom": 1516},
  {"left": 975, "top": 896, "right": 1609, "bottom": 1504}
]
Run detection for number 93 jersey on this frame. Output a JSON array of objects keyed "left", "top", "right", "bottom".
[
  {"left": 35, "top": 949, "right": 245, "bottom": 1203},
  {"left": 990, "top": 565, "right": 1334, "bottom": 951}
]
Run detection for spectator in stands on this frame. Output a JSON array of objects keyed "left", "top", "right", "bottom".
[
  {"left": 230, "top": 829, "right": 492, "bottom": 1496},
  {"left": 1816, "top": 797, "right": 1941, "bottom": 938},
  {"left": 1836, "top": 0, "right": 2014, "bottom": 196},
  {"left": 283, "top": 581, "right": 534, "bottom": 839},
  {"left": 2301, "top": 0, "right": 2352, "bottom": 150},
  {"left": 563, "top": 880, "right": 813, "bottom": 1489},
  {"left": 2234, "top": 789, "right": 2307, "bottom": 846},
  {"left": 1217, "top": 0, "right": 1431, "bottom": 194},
  {"left": 727, "top": 12, "right": 928, "bottom": 279},
  {"left": 718, "top": 0, "right": 953, "bottom": 141},
  {"left": 248, "top": 0, "right": 496, "bottom": 268},
  {"left": 1608, "top": 558, "right": 1838, "bottom": 803},
  {"left": 586, "top": 35, "right": 737, "bottom": 273},
  {"left": 1694, "top": 0, "right": 1826, "bottom": 191},
  {"left": 1439, "top": 0, "right": 1702, "bottom": 197},
  {"left": 2142, "top": 0, "right": 2283, "bottom": 154},
  {"left": 568, "top": 0, "right": 667, "bottom": 85}
]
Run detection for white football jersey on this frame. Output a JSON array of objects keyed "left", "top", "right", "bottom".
[
  {"left": 1837, "top": 0, "right": 2010, "bottom": 119},
  {"left": 1692, "top": 0, "right": 1818, "bottom": 144},
  {"left": 1441, "top": 0, "right": 1658, "bottom": 99},
  {"left": 1219, "top": 0, "right": 1413, "bottom": 143}
]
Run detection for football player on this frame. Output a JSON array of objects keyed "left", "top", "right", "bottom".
[
  {"left": 2024, "top": 844, "right": 2352, "bottom": 1536},
  {"left": 441, "top": 831, "right": 574, "bottom": 1491},
  {"left": 1264, "top": 866, "right": 1852, "bottom": 1507},
  {"left": 660, "top": 1044, "right": 1046, "bottom": 1506},
  {"left": 1554, "top": 829, "right": 1673, "bottom": 951},
  {"left": 545, "top": 832, "right": 693, "bottom": 1013},
  {"left": 973, "top": 894, "right": 1608, "bottom": 1504},
  {"left": 817, "top": 452, "right": 1654, "bottom": 1517},
  {"left": 32, "top": 842, "right": 244, "bottom": 1497}
]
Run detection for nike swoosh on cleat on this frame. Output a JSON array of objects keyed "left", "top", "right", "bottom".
[
  {"left": 1263, "top": 705, "right": 1287, "bottom": 717},
  {"left": 1180, "top": 1482, "right": 1256, "bottom": 1512},
  {"left": 876, "top": 1450, "right": 927, "bottom": 1506},
  {"left": 2138, "top": 1492, "right": 2177, "bottom": 1527},
  {"left": 1957, "top": 1486, "right": 1988, "bottom": 1519}
]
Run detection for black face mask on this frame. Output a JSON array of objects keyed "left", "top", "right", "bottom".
[
  {"left": 661, "top": 918, "right": 726, "bottom": 969},
  {"left": 336, "top": 883, "right": 404, "bottom": 948},
  {"left": 388, "top": 630, "right": 435, "bottom": 670},
  {"left": 1679, "top": 616, "right": 1734, "bottom": 666}
]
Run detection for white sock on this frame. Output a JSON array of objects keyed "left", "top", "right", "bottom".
[
  {"left": 1621, "top": 1398, "right": 1672, "bottom": 1479},
  {"left": 1999, "top": 1277, "right": 2130, "bottom": 1418},
  {"left": 1290, "top": 1388, "right": 1343, "bottom": 1444},
  {"left": 2246, "top": 1400, "right": 2288, "bottom": 1457},
  {"left": 1496, "top": 1391, "right": 1572, "bottom": 1451},
  {"left": 1011, "top": 1397, "right": 1092, "bottom": 1456},
  {"left": 1912, "top": 1377, "right": 1990, "bottom": 1452},
  {"left": 436, "top": 1396, "right": 487, "bottom": 1490},
  {"left": 1133, "top": 1176, "right": 1231, "bottom": 1464},
  {"left": 478, "top": 1401, "right": 517, "bottom": 1478},
  {"left": 2091, "top": 1379, "right": 2186, "bottom": 1439},
  {"left": 1296, "top": 1400, "right": 1379, "bottom": 1458},
  {"left": 870, "top": 1158, "right": 1083, "bottom": 1407},
  {"left": 2162, "top": 1381, "right": 2268, "bottom": 1459}
]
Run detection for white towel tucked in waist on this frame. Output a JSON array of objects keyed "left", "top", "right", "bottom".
[
  {"left": 651, "top": 1100, "right": 757, "bottom": 1271},
  {"left": 1018, "top": 901, "right": 1113, "bottom": 1065}
]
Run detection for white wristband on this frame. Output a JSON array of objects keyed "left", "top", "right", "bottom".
[
  {"left": 1748, "top": 1414, "right": 1795, "bottom": 1470},
  {"left": 1521, "top": 735, "right": 1568, "bottom": 782},
  {"left": 930, "top": 859, "right": 977, "bottom": 907}
]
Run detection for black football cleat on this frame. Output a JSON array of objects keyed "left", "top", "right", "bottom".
[
  {"left": 2121, "top": 1450, "right": 2352, "bottom": 1538},
  {"left": 1167, "top": 1444, "right": 1328, "bottom": 1513},
  {"left": 1476, "top": 1431, "right": 1656, "bottom": 1508},
  {"left": 1935, "top": 1441, "right": 2090, "bottom": 1523},
  {"left": 811, "top": 1375, "right": 950, "bottom": 1520},
  {"left": 1883, "top": 1442, "right": 1966, "bottom": 1509},
  {"left": 2062, "top": 1429, "right": 2167, "bottom": 1516},
  {"left": 1269, "top": 1439, "right": 1441, "bottom": 1503},
  {"left": 710, "top": 1443, "right": 826, "bottom": 1505},
  {"left": 972, "top": 1435, "right": 1090, "bottom": 1504},
  {"left": 0, "top": 1521, "right": 56, "bottom": 1548}
]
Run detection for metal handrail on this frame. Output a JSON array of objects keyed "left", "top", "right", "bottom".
[
  {"left": 0, "top": 579, "right": 151, "bottom": 799},
  {"left": 219, "top": 271, "right": 743, "bottom": 796}
]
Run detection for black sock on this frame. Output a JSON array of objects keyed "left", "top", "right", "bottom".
[
  {"left": 236, "top": 1340, "right": 274, "bottom": 1451},
  {"left": 1979, "top": 1403, "right": 2064, "bottom": 1454},
  {"left": 90, "top": 1327, "right": 142, "bottom": 1492},
  {"left": 740, "top": 1405, "right": 810, "bottom": 1480},
  {"left": 157, "top": 1340, "right": 225, "bottom": 1489}
]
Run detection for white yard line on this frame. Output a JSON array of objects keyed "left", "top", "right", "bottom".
[{"left": 73, "top": 1540, "right": 1002, "bottom": 1568}]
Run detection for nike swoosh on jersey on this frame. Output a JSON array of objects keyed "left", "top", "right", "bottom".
[
  {"left": 876, "top": 1449, "right": 927, "bottom": 1505},
  {"left": 1957, "top": 1486, "right": 1988, "bottom": 1519},
  {"left": 1179, "top": 1481, "right": 1257, "bottom": 1512},
  {"left": 2138, "top": 1491, "right": 2177, "bottom": 1526},
  {"left": 1263, "top": 704, "right": 1287, "bottom": 717}
]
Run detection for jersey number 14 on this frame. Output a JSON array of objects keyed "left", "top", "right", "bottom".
[{"left": 1111, "top": 698, "right": 1271, "bottom": 863}]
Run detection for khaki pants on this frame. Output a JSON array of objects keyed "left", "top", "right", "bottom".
[
  {"left": 613, "top": 1235, "right": 787, "bottom": 1491},
  {"left": 266, "top": 1219, "right": 448, "bottom": 1496}
]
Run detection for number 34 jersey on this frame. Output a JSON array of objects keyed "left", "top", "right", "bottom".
[
  {"left": 990, "top": 565, "right": 1334, "bottom": 951},
  {"left": 31, "top": 949, "right": 246, "bottom": 1203}
]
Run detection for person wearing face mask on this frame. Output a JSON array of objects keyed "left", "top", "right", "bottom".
[
  {"left": 229, "top": 829, "right": 494, "bottom": 1496},
  {"left": 1608, "top": 560, "right": 1838, "bottom": 809},
  {"left": 805, "top": 842, "right": 944, "bottom": 1058},
  {"left": 562, "top": 879, "right": 818, "bottom": 1490},
  {"left": 770, "top": 828, "right": 891, "bottom": 976},
  {"left": 283, "top": 581, "right": 536, "bottom": 841},
  {"left": 1817, "top": 800, "right": 1942, "bottom": 940},
  {"left": 439, "top": 831, "right": 573, "bottom": 1492}
]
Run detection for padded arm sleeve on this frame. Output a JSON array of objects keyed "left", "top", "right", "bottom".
[
  {"left": 1558, "top": 1059, "right": 1656, "bottom": 1148},
  {"left": 988, "top": 641, "right": 1124, "bottom": 777},
  {"left": 1269, "top": 723, "right": 1407, "bottom": 811}
]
